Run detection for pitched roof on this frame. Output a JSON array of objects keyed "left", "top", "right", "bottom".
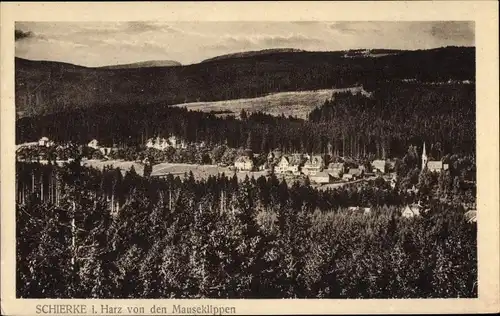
[
  {"left": 371, "top": 160, "right": 386, "bottom": 168},
  {"left": 348, "top": 168, "right": 362, "bottom": 175},
  {"left": 285, "top": 154, "right": 303, "bottom": 166},
  {"left": 403, "top": 204, "right": 421, "bottom": 216},
  {"left": 464, "top": 210, "right": 477, "bottom": 223},
  {"left": 310, "top": 171, "right": 330, "bottom": 178},
  {"left": 427, "top": 161, "right": 443, "bottom": 169}
]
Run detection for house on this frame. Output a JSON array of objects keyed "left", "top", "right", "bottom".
[
  {"left": 88, "top": 139, "right": 99, "bottom": 149},
  {"left": 342, "top": 173, "right": 353, "bottom": 181},
  {"left": 38, "top": 137, "right": 54, "bottom": 147},
  {"left": 146, "top": 137, "right": 170, "bottom": 150},
  {"left": 327, "top": 162, "right": 345, "bottom": 178},
  {"left": 427, "top": 161, "right": 444, "bottom": 173},
  {"left": 302, "top": 155, "right": 325, "bottom": 176},
  {"left": 406, "top": 185, "right": 419, "bottom": 194},
  {"left": 363, "top": 207, "right": 371, "bottom": 214},
  {"left": 234, "top": 156, "right": 254, "bottom": 171},
  {"left": 309, "top": 172, "right": 332, "bottom": 184},
  {"left": 276, "top": 154, "right": 304, "bottom": 175},
  {"left": 258, "top": 162, "right": 270, "bottom": 171},
  {"left": 99, "top": 147, "right": 113, "bottom": 156},
  {"left": 421, "top": 142, "right": 444, "bottom": 173},
  {"left": 371, "top": 160, "right": 386, "bottom": 174},
  {"left": 347, "top": 168, "right": 363, "bottom": 179},
  {"left": 401, "top": 204, "right": 421, "bottom": 218},
  {"left": 464, "top": 210, "right": 477, "bottom": 223},
  {"left": 167, "top": 135, "right": 187, "bottom": 149}
]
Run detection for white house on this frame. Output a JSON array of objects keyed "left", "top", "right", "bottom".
[
  {"left": 146, "top": 137, "right": 170, "bottom": 151},
  {"left": 427, "top": 161, "right": 444, "bottom": 173},
  {"left": 327, "top": 162, "right": 345, "bottom": 178},
  {"left": 302, "top": 155, "right": 325, "bottom": 176},
  {"left": 99, "top": 147, "right": 113, "bottom": 156},
  {"left": 371, "top": 160, "right": 386, "bottom": 174},
  {"left": 401, "top": 204, "right": 421, "bottom": 218},
  {"left": 88, "top": 139, "right": 99, "bottom": 149},
  {"left": 38, "top": 137, "right": 54, "bottom": 147},
  {"left": 309, "top": 172, "right": 332, "bottom": 184},
  {"left": 234, "top": 156, "right": 254, "bottom": 171},
  {"left": 276, "top": 155, "right": 303, "bottom": 175},
  {"left": 464, "top": 210, "right": 477, "bottom": 223}
]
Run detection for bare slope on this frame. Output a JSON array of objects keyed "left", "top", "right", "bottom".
[{"left": 171, "top": 87, "right": 370, "bottom": 119}]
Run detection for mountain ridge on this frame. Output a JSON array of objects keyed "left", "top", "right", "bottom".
[{"left": 15, "top": 46, "right": 475, "bottom": 118}]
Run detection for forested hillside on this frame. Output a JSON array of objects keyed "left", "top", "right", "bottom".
[
  {"left": 15, "top": 47, "right": 474, "bottom": 117},
  {"left": 16, "top": 162, "right": 477, "bottom": 298},
  {"left": 17, "top": 81, "right": 475, "bottom": 158}
]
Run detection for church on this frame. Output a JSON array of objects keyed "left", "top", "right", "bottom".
[{"left": 421, "top": 142, "right": 448, "bottom": 173}]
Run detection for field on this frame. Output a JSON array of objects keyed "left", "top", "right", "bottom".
[{"left": 170, "top": 89, "right": 365, "bottom": 119}]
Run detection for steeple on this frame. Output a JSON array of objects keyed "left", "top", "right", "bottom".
[{"left": 421, "top": 142, "right": 428, "bottom": 171}]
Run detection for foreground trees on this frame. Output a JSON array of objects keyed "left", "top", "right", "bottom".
[{"left": 16, "top": 162, "right": 477, "bottom": 298}]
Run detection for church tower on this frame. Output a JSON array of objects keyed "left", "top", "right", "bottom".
[{"left": 421, "top": 142, "right": 428, "bottom": 171}]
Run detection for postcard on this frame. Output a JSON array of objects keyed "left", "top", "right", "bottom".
[{"left": 1, "top": 1, "right": 499, "bottom": 315}]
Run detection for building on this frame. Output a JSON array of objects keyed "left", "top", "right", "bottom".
[
  {"left": 99, "top": 147, "right": 113, "bottom": 156},
  {"left": 342, "top": 173, "right": 353, "bottom": 181},
  {"left": 347, "top": 168, "right": 363, "bottom": 180},
  {"left": 234, "top": 156, "right": 254, "bottom": 171},
  {"left": 302, "top": 155, "right": 325, "bottom": 176},
  {"left": 427, "top": 161, "right": 444, "bottom": 173},
  {"left": 421, "top": 142, "right": 444, "bottom": 173},
  {"left": 309, "top": 172, "right": 332, "bottom": 184},
  {"left": 88, "top": 139, "right": 99, "bottom": 149},
  {"left": 276, "top": 154, "right": 303, "bottom": 175},
  {"left": 371, "top": 160, "right": 386, "bottom": 174},
  {"left": 38, "top": 137, "right": 54, "bottom": 147},
  {"left": 146, "top": 137, "right": 170, "bottom": 150},
  {"left": 167, "top": 135, "right": 187, "bottom": 149},
  {"left": 464, "top": 210, "right": 477, "bottom": 223},
  {"left": 327, "top": 162, "right": 345, "bottom": 178},
  {"left": 401, "top": 204, "right": 421, "bottom": 218}
]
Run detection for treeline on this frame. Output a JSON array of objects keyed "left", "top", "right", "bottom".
[
  {"left": 16, "top": 46, "right": 474, "bottom": 117},
  {"left": 17, "top": 81, "right": 475, "bottom": 158},
  {"left": 17, "top": 162, "right": 476, "bottom": 298}
]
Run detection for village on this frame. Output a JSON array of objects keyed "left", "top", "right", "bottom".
[{"left": 16, "top": 135, "right": 476, "bottom": 221}]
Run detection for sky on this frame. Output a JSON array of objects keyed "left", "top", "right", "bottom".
[{"left": 15, "top": 21, "right": 474, "bottom": 67}]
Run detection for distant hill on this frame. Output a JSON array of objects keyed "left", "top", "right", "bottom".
[
  {"left": 201, "top": 48, "right": 307, "bottom": 63},
  {"left": 15, "top": 46, "right": 475, "bottom": 117},
  {"left": 100, "top": 60, "right": 181, "bottom": 69}
]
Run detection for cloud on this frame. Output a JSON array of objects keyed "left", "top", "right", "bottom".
[
  {"left": 15, "top": 29, "right": 34, "bottom": 41},
  {"left": 428, "top": 21, "right": 474, "bottom": 43},
  {"left": 328, "top": 22, "right": 383, "bottom": 35},
  {"left": 125, "top": 21, "right": 181, "bottom": 34},
  {"left": 211, "top": 33, "right": 324, "bottom": 50}
]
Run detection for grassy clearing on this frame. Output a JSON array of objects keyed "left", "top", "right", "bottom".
[{"left": 170, "top": 89, "right": 336, "bottom": 119}]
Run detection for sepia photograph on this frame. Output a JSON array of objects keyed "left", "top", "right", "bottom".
[
  {"left": 1, "top": 1, "right": 499, "bottom": 315},
  {"left": 13, "top": 19, "right": 479, "bottom": 299}
]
